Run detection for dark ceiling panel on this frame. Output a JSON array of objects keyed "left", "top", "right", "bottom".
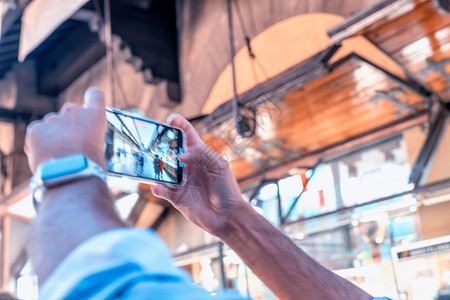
[
  {"left": 34, "top": 20, "right": 106, "bottom": 96},
  {"left": 0, "top": 16, "right": 21, "bottom": 79},
  {"left": 25, "top": 0, "right": 179, "bottom": 99},
  {"left": 110, "top": 0, "right": 179, "bottom": 84}
]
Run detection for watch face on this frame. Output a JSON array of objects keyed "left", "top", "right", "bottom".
[{"left": 41, "top": 154, "right": 88, "bottom": 181}]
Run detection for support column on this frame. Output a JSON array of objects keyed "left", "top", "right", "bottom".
[
  {"left": 0, "top": 216, "right": 11, "bottom": 290},
  {"left": 11, "top": 60, "right": 55, "bottom": 189}
]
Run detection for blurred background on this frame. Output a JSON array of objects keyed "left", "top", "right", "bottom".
[{"left": 0, "top": 0, "right": 449, "bottom": 299}]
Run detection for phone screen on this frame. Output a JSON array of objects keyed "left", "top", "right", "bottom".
[{"left": 105, "top": 109, "right": 184, "bottom": 184}]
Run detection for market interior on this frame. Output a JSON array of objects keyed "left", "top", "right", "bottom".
[{"left": 0, "top": 0, "right": 448, "bottom": 299}]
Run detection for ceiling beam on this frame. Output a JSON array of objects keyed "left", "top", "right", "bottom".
[
  {"left": 36, "top": 21, "right": 106, "bottom": 96},
  {"left": 282, "top": 176, "right": 450, "bottom": 227},
  {"left": 327, "top": 0, "right": 416, "bottom": 44},
  {"left": 237, "top": 111, "right": 428, "bottom": 187},
  {"left": 197, "top": 46, "right": 337, "bottom": 134},
  {"left": 409, "top": 104, "right": 450, "bottom": 185},
  {"left": 0, "top": 107, "right": 45, "bottom": 123}
]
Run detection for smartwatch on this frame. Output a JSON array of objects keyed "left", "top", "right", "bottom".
[{"left": 30, "top": 154, "right": 107, "bottom": 210}]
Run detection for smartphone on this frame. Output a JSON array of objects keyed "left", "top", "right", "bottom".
[{"left": 104, "top": 107, "right": 184, "bottom": 185}]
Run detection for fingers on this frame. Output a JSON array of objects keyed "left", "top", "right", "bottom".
[
  {"left": 165, "top": 114, "right": 226, "bottom": 173},
  {"left": 167, "top": 113, "right": 203, "bottom": 147},
  {"left": 177, "top": 151, "right": 197, "bottom": 164},
  {"left": 25, "top": 115, "right": 49, "bottom": 155},
  {"left": 24, "top": 121, "right": 40, "bottom": 156},
  {"left": 84, "top": 87, "right": 105, "bottom": 112},
  {"left": 60, "top": 102, "right": 77, "bottom": 114},
  {"left": 43, "top": 112, "right": 58, "bottom": 121}
]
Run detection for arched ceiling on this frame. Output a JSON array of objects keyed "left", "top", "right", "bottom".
[
  {"left": 176, "top": 0, "right": 382, "bottom": 117},
  {"left": 203, "top": 13, "right": 406, "bottom": 114}
]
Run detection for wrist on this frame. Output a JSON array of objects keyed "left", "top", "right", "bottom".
[
  {"left": 217, "top": 200, "right": 254, "bottom": 241},
  {"left": 37, "top": 176, "right": 113, "bottom": 217},
  {"left": 30, "top": 154, "right": 107, "bottom": 209},
  {"left": 43, "top": 176, "right": 108, "bottom": 202}
]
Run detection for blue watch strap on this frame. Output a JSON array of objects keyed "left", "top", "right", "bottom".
[
  {"left": 40, "top": 155, "right": 88, "bottom": 181},
  {"left": 30, "top": 154, "right": 106, "bottom": 211}
]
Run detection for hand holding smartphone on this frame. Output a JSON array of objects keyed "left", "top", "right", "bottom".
[{"left": 104, "top": 108, "right": 184, "bottom": 185}]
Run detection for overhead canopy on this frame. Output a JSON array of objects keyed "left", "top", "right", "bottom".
[
  {"left": 195, "top": 0, "right": 449, "bottom": 186},
  {"left": 19, "top": 0, "right": 89, "bottom": 62},
  {"left": 200, "top": 52, "right": 430, "bottom": 185}
]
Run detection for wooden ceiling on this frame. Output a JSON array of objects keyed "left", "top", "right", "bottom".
[
  {"left": 196, "top": 0, "right": 449, "bottom": 186},
  {"left": 336, "top": 0, "right": 450, "bottom": 100}
]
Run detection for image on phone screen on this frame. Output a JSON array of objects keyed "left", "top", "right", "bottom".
[{"left": 105, "top": 109, "right": 183, "bottom": 184}]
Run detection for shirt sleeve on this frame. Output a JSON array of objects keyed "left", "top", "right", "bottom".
[{"left": 39, "top": 228, "right": 244, "bottom": 300}]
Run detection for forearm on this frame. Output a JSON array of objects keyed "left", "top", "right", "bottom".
[
  {"left": 29, "top": 177, "right": 126, "bottom": 284},
  {"left": 219, "top": 202, "right": 372, "bottom": 300}
]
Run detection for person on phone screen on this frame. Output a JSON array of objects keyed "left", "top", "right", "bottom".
[
  {"left": 153, "top": 154, "right": 161, "bottom": 180},
  {"left": 24, "top": 87, "right": 389, "bottom": 300},
  {"left": 159, "top": 157, "right": 164, "bottom": 179}
]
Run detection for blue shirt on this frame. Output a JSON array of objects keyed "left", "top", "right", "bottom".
[{"left": 40, "top": 228, "right": 245, "bottom": 299}]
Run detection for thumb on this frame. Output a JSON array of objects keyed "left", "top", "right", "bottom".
[
  {"left": 151, "top": 184, "right": 189, "bottom": 209},
  {"left": 167, "top": 113, "right": 203, "bottom": 147},
  {"left": 84, "top": 87, "right": 105, "bottom": 111},
  {"left": 151, "top": 184, "right": 171, "bottom": 201},
  {"left": 179, "top": 145, "right": 227, "bottom": 173}
]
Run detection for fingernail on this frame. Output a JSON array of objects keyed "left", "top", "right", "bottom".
[
  {"left": 84, "top": 87, "right": 102, "bottom": 100},
  {"left": 84, "top": 87, "right": 105, "bottom": 108},
  {"left": 167, "top": 113, "right": 180, "bottom": 124}
]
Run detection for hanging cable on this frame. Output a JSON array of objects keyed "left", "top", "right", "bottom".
[
  {"left": 0, "top": 150, "right": 7, "bottom": 195},
  {"left": 227, "top": 0, "right": 256, "bottom": 138},
  {"left": 234, "top": 0, "right": 271, "bottom": 79},
  {"left": 104, "top": 0, "right": 116, "bottom": 107},
  {"left": 93, "top": 0, "right": 132, "bottom": 109},
  {"left": 233, "top": 0, "right": 278, "bottom": 116},
  {"left": 234, "top": 0, "right": 255, "bottom": 60},
  {"left": 226, "top": 0, "right": 241, "bottom": 133}
]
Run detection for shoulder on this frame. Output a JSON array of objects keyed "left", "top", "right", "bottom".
[{"left": 39, "top": 228, "right": 246, "bottom": 299}]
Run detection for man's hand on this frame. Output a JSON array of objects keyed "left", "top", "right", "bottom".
[
  {"left": 151, "top": 114, "right": 246, "bottom": 237},
  {"left": 24, "top": 88, "right": 127, "bottom": 285},
  {"left": 151, "top": 115, "right": 374, "bottom": 300},
  {"left": 25, "top": 87, "right": 107, "bottom": 172}
]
